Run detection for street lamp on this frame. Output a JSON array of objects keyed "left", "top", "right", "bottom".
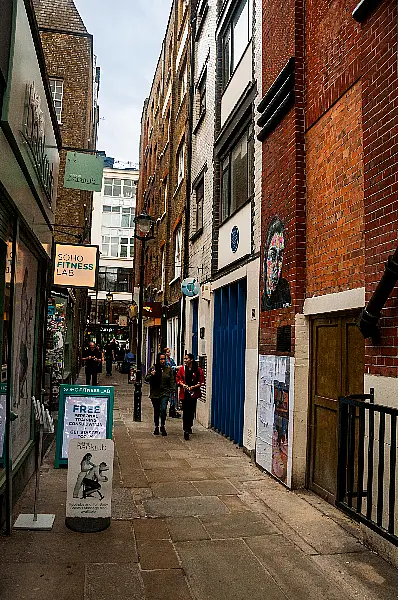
[{"left": 134, "top": 210, "right": 154, "bottom": 421}]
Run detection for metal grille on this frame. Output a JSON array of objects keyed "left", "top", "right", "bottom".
[
  {"left": 199, "top": 355, "right": 207, "bottom": 402},
  {"left": 337, "top": 389, "right": 398, "bottom": 546}
]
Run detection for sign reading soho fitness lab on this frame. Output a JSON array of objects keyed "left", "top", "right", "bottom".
[{"left": 53, "top": 243, "right": 99, "bottom": 289}]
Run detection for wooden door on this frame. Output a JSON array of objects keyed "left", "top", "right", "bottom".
[{"left": 309, "top": 313, "right": 364, "bottom": 503}]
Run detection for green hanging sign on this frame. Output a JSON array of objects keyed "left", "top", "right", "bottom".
[{"left": 64, "top": 152, "right": 104, "bottom": 192}]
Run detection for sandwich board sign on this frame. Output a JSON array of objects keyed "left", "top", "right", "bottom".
[
  {"left": 66, "top": 438, "right": 114, "bottom": 532},
  {"left": 55, "top": 384, "right": 114, "bottom": 468}
]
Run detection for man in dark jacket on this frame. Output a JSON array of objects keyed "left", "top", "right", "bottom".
[
  {"left": 145, "top": 353, "right": 173, "bottom": 436},
  {"left": 82, "top": 341, "right": 102, "bottom": 386}
]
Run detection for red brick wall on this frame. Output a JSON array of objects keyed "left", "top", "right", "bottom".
[
  {"left": 306, "top": 82, "right": 365, "bottom": 296},
  {"left": 360, "top": 0, "right": 398, "bottom": 376},
  {"left": 259, "top": 0, "right": 305, "bottom": 356},
  {"left": 305, "top": 0, "right": 360, "bottom": 129}
]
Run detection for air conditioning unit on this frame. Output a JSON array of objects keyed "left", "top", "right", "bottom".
[{"left": 201, "top": 284, "right": 211, "bottom": 302}]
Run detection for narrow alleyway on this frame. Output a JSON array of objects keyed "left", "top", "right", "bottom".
[{"left": 1, "top": 370, "right": 397, "bottom": 599}]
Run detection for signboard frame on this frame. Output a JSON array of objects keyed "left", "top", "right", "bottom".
[
  {"left": 54, "top": 384, "right": 114, "bottom": 468},
  {"left": 53, "top": 242, "right": 99, "bottom": 290}
]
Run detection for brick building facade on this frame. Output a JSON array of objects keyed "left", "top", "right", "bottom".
[
  {"left": 33, "top": 0, "right": 99, "bottom": 381},
  {"left": 257, "top": 0, "right": 398, "bottom": 522},
  {"left": 135, "top": 0, "right": 196, "bottom": 368}
]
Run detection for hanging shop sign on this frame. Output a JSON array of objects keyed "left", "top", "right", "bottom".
[
  {"left": 66, "top": 438, "right": 114, "bottom": 532},
  {"left": 53, "top": 243, "right": 99, "bottom": 289},
  {"left": 64, "top": 151, "right": 104, "bottom": 192},
  {"left": 181, "top": 278, "right": 200, "bottom": 297},
  {"left": 143, "top": 302, "right": 163, "bottom": 318},
  {"left": 54, "top": 384, "right": 114, "bottom": 468}
]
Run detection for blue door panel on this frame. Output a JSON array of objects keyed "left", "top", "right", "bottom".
[{"left": 212, "top": 279, "right": 246, "bottom": 446}]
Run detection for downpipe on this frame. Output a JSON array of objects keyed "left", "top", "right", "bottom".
[{"left": 359, "top": 246, "right": 398, "bottom": 344}]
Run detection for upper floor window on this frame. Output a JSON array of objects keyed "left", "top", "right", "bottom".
[
  {"left": 174, "top": 224, "right": 182, "bottom": 280},
  {"left": 197, "top": 71, "right": 206, "bottom": 119},
  {"left": 102, "top": 205, "right": 135, "bottom": 228},
  {"left": 179, "top": 62, "right": 188, "bottom": 105},
  {"left": 97, "top": 267, "right": 133, "bottom": 293},
  {"left": 163, "top": 177, "right": 168, "bottom": 214},
  {"left": 195, "top": 177, "right": 204, "bottom": 232},
  {"left": 104, "top": 178, "right": 135, "bottom": 198},
  {"left": 221, "top": 124, "right": 254, "bottom": 222},
  {"left": 177, "top": 142, "right": 185, "bottom": 186},
  {"left": 101, "top": 233, "right": 134, "bottom": 259},
  {"left": 222, "top": 0, "right": 252, "bottom": 89},
  {"left": 49, "top": 78, "right": 64, "bottom": 123}
]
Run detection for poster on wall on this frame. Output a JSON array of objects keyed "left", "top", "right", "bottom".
[
  {"left": 256, "top": 355, "right": 294, "bottom": 486},
  {"left": 262, "top": 217, "right": 291, "bottom": 311},
  {"left": 55, "top": 384, "right": 114, "bottom": 468},
  {"left": 11, "top": 240, "right": 38, "bottom": 461}
]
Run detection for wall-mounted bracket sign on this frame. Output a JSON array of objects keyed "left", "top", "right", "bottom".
[
  {"left": 53, "top": 243, "right": 99, "bottom": 289},
  {"left": 64, "top": 151, "right": 104, "bottom": 192},
  {"left": 55, "top": 384, "right": 114, "bottom": 468}
]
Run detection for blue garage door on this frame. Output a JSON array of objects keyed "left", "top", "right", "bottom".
[{"left": 211, "top": 279, "right": 246, "bottom": 446}]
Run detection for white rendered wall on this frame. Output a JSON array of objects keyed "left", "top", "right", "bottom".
[{"left": 188, "top": 0, "right": 217, "bottom": 429}]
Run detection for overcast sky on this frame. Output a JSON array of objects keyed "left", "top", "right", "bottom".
[{"left": 73, "top": 0, "right": 172, "bottom": 165}]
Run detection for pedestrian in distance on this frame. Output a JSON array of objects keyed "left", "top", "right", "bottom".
[
  {"left": 103, "top": 339, "right": 114, "bottom": 377},
  {"left": 164, "top": 347, "right": 180, "bottom": 418},
  {"left": 145, "top": 352, "right": 174, "bottom": 436},
  {"left": 82, "top": 341, "right": 102, "bottom": 385},
  {"left": 176, "top": 353, "right": 204, "bottom": 440}
]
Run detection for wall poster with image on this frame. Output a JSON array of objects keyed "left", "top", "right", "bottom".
[
  {"left": 11, "top": 240, "right": 38, "bottom": 461},
  {"left": 256, "top": 355, "right": 294, "bottom": 486}
]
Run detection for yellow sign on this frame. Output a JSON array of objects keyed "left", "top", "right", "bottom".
[{"left": 53, "top": 244, "right": 98, "bottom": 289}]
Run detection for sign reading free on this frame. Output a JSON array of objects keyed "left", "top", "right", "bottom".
[
  {"left": 55, "top": 384, "right": 114, "bottom": 468},
  {"left": 53, "top": 243, "right": 99, "bottom": 289}
]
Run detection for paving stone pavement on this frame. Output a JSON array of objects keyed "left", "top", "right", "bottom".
[{"left": 1, "top": 369, "right": 398, "bottom": 599}]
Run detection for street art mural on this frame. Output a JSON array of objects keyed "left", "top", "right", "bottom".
[
  {"left": 262, "top": 217, "right": 291, "bottom": 311},
  {"left": 256, "top": 355, "right": 294, "bottom": 486}
]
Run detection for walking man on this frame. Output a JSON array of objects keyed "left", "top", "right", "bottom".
[
  {"left": 103, "top": 339, "right": 114, "bottom": 377},
  {"left": 82, "top": 341, "right": 102, "bottom": 386},
  {"left": 176, "top": 354, "right": 204, "bottom": 440},
  {"left": 145, "top": 353, "right": 173, "bottom": 436}
]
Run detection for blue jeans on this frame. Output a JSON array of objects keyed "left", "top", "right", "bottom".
[{"left": 151, "top": 395, "right": 169, "bottom": 427}]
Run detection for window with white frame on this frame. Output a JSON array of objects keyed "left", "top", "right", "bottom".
[
  {"left": 179, "top": 62, "right": 188, "bottom": 105},
  {"left": 163, "top": 177, "right": 168, "bottom": 214},
  {"left": 222, "top": 0, "right": 252, "bottom": 89},
  {"left": 177, "top": 142, "right": 185, "bottom": 186},
  {"left": 167, "top": 316, "right": 179, "bottom": 363},
  {"left": 221, "top": 124, "right": 254, "bottom": 222},
  {"left": 174, "top": 224, "right": 182, "bottom": 280},
  {"left": 49, "top": 78, "right": 64, "bottom": 123},
  {"left": 102, "top": 205, "right": 135, "bottom": 228},
  {"left": 160, "top": 246, "right": 165, "bottom": 291},
  {"left": 101, "top": 232, "right": 134, "bottom": 258},
  {"left": 104, "top": 178, "right": 135, "bottom": 198}
]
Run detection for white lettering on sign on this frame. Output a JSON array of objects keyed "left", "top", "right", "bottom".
[{"left": 62, "top": 396, "right": 108, "bottom": 459}]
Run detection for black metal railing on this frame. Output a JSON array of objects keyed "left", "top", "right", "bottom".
[{"left": 337, "top": 389, "right": 398, "bottom": 546}]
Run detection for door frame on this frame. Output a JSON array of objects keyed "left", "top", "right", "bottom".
[{"left": 307, "top": 310, "right": 364, "bottom": 504}]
